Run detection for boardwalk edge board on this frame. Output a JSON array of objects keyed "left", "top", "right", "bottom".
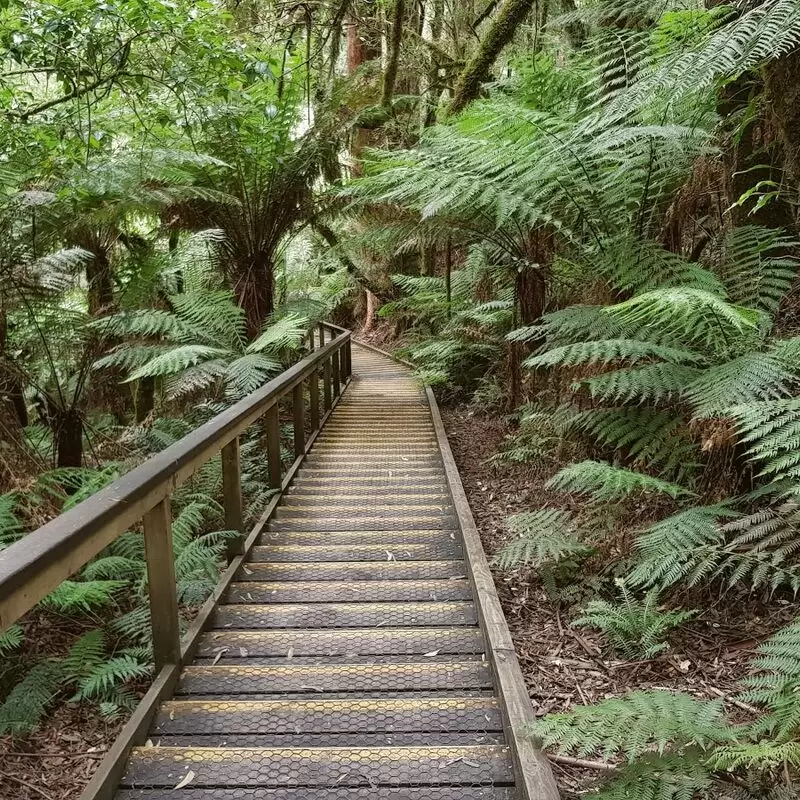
[{"left": 426, "top": 386, "right": 560, "bottom": 800}]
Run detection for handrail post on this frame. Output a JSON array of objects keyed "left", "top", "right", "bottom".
[
  {"left": 346, "top": 338, "right": 352, "bottom": 378},
  {"left": 332, "top": 346, "right": 341, "bottom": 398},
  {"left": 308, "top": 329, "right": 315, "bottom": 352},
  {"left": 143, "top": 498, "right": 181, "bottom": 671},
  {"left": 309, "top": 368, "right": 320, "bottom": 433},
  {"left": 323, "top": 358, "right": 332, "bottom": 411},
  {"left": 318, "top": 323, "right": 326, "bottom": 347},
  {"left": 292, "top": 383, "right": 305, "bottom": 459},
  {"left": 265, "top": 404, "right": 282, "bottom": 489},
  {"left": 221, "top": 437, "right": 244, "bottom": 558}
]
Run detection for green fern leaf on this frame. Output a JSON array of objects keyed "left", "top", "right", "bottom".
[{"left": 547, "top": 461, "right": 690, "bottom": 502}]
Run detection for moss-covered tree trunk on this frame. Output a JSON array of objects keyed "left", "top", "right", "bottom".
[
  {"left": 447, "top": 0, "right": 536, "bottom": 116},
  {"left": 381, "top": 0, "right": 405, "bottom": 109}
]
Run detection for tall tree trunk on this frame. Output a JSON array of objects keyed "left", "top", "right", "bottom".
[
  {"left": 764, "top": 49, "right": 800, "bottom": 205},
  {"left": 53, "top": 408, "right": 83, "bottom": 468},
  {"left": 234, "top": 253, "right": 275, "bottom": 341},
  {"left": 447, "top": 0, "right": 536, "bottom": 116},
  {"left": 720, "top": 74, "right": 795, "bottom": 231},
  {"left": 381, "top": 0, "right": 405, "bottom": 108},
  {"left": 364, "top": 289, "right": 380, "bottom": 332},
  {"left": 86, "top": 249, "right": 116, "bottom": 317}
]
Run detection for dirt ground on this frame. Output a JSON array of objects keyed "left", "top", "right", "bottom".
[{"left": 440, "top": 404, "right": 798, "bottom": 796}]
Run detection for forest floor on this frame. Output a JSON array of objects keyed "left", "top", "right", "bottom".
[{"left": 440, "top": 404, "right": 799, "bottom": 797}]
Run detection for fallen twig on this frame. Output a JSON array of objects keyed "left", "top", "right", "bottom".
[
  {"left": 0, "top": 771, "right": 56, "bottom": 800},
  {"left": 550, "top": 754, "right": 617, "bottom": 772}
]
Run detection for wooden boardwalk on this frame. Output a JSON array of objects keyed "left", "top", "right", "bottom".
[{"left": 104, "top": 346, "right": 556, "bottom": 798}]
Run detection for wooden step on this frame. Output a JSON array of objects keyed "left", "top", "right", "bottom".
[
  {"left": 121, "top": 745, "right": 514, "bottom": 788},
  {"left": 195, "top": 627, "right": 485, "bottom": 659}
]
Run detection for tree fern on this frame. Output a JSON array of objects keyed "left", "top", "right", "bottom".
[
  {"left": 530, "top": 690, "right": 734, "bottom": 761},
  {"left": 576, "top": 361, "right": 698, "bottom": 405},
  {"left": 492, "top": 509, "right": 589, "bottom": 569},
  {"left": 604, "top": 288, "right": 761, "bottom": 350},
  {"left": 525, "top": 339, "right": 701, "bottom": 369},
  {"left": 730, "top": 399, "right": 800, "bottom": 487},
  {"left": 40, "top": 579, "right": 126, "bottom": 613},
  {"left": 573, "top": 581, "right": 696, "bottom": 658},
  {"left": 0, "top": 661, "right": 62, "bottom": 735},
  {"left": 547, "top": 460, "right": 690, "bottom": 502},
  {"left": 718, "top": 226, "right": 800, "bottom": 315},
  {"left": 685, "top": 352, "right": 794, "bottom": 419},
  {"left": 628, "top": 504, "right": 736, "bottom": 590},
  {"left": 574, "top": 407, "right": 698, "bottom": 479}
]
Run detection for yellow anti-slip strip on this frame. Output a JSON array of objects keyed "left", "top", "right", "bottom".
[{"left": 158, "top": 697, "right": 498, "bottom": 712}]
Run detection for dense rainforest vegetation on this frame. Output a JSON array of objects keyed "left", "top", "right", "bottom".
[{"left": 2, "top": 0, "right": 800, "bottom": 797}]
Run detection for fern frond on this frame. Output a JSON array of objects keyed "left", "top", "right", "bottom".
[
  {"left": 73, "top": 656, "right": 150, "bottom": 703},
  {"left": 492, "top": 510, "right": 589, "bottom": 569},
  {"left": 686, "top": 352, "right": 793, "bottom": 419},
  {"left": 577, "top": 362, "right": 698, "bottom": 405},
  {"left": 628, "top": 504, "right": 735, "bottom": 589},
  {"left": 591, "top": 754, "right": 713, "bottom": 800},
  {"left": 730, "top": 399, "right": 800, "bottom": 485},
  {"left": 530, "top": 690, "right": 734, "bottom": 761},
  {"left": 525, "top": 339, "right": 701, "bottom": 369},
  {"left": 573, "top": 582, "right": 696, "bottom": 658},
  {"left": 0, "top": 624, "right": 24, "bottom": 655},
  {"left": 547, "top": 461, "right": 690, "bottom": 502},
  {"left": 605, "top": 288, "right": 760, "bottom": 349},
  {"left": 574, "top": 408, "right": 697, "bottom": 478},
  {"left": 0, "top": 661, "right": 62, "bottom": 735},
  {"left": 41, "top": 580, "right": 125, "bottom": 613}
]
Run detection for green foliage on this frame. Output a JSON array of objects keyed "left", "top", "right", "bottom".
[
  {"left": 573, "top": 581, "right": 696, "bottom": 658},
  {"left": 0, "top": 661, "right": 62, "bottom": 736},
  {"left": 0, "top": 492, "right": 23, "bottom": 548},
  {"left": 547, "top": 461, "right": 690, "bottom": 502},
  {"left": 40, "top": 579, "right": 126, "bottom": 614},
  {"left": 0, "top": 624, "right": 24, "bottom": 655},
  {"left": 492, "top": 509, "right": 589, "bottom": 570},
  {"left": 531, "top": 690, "right": 734, "bottom": 761}
]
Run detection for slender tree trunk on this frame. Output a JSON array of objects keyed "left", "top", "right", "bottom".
[
  {"left": 447, "top": 0, "right": 536, "bottom": 116},
  {"left": 364, "top": 290, "right": 380, "bottom": 332},
  {"left": 234, "top": 253, "right": 275, "bottom": 341},
  {"left": 381, "top": 0, "right": 405, "bottom": 108},
  {"left": 136, "top": 378, "right": 155, "bottom": 423},
  {"left": 86, "top": 249, "right": 116, "bottom": 317},
  {"left": 420, "top": 244, "right": 436, "bottom": 276},
  {"left": 764, "top": 49, "right": 800, "bottom": 203},
  {"left": 53, "top": 408, "right": 83, "bottom": 468}
]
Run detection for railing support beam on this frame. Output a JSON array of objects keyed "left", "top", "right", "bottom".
[
  {"left": 221, "top": 437, "right": 244, "bottom": 558},
  {"left": 309, "top": 369, "right": 320, "bottom": 433},
  {"left": 292, "top": 383, "right": 305, "bottom": 459},
  {"left": 143, "top": 498, "right": 181, "bottom": 671},
  {"left": 265, "top": 404, "right": 282, "bottom": 489}
]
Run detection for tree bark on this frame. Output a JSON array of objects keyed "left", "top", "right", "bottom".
[
  {"left": 53, "top": 408, "right": 83, "bottom": 468},
  {"left": 381, "top": 0, "right": 405, "bottom": 108},
  {"left": 447, "top": 0, "right": 536, "bottom": 116},
  {"left": 86, "top": 248, "right": 116, "bottom": 317},
  {"left": 233, "top": 253, "right": 275, "bottom": 341},
  {"left": 764, "top": 48, "right": 800, "bottom": 201}
]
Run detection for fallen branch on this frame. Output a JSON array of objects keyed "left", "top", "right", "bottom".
[{"left": 550, "top": 754, "right": 617, "bottom": 772}]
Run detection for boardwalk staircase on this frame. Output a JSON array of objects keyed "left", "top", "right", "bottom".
[{"left": 0, "top": 324, "right": 559, "bottom": 800}]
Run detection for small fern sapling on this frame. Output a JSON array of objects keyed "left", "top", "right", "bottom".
[{"left": 573, "top": 581, "right": 696, "bottom": 658}]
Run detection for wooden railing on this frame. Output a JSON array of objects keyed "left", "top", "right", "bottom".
[{"left": 0, "top": 322, "right": 352, "bottom": 661}]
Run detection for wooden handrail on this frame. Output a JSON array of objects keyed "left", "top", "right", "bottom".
[{"left": 0, "top": 323, "right": 352, "bottom": 670}]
